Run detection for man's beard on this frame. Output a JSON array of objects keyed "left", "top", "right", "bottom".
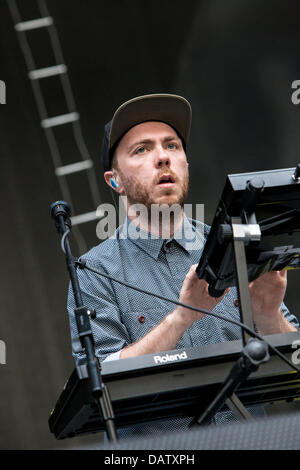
[{"left": 117, "top": 168, "right": 189, "bottom": 211}]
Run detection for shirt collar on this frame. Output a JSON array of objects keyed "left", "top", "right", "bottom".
[{"left": 120, "top": 213, "right": 203, "bottom": 260}]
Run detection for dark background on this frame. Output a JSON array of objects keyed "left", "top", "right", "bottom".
[{"left": 1, "top": 0, "right": 300, "bottom": 449}]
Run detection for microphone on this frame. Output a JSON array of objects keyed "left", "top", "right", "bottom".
[{"left": 50, "top": 200, "right": 71, "bottom": 234}]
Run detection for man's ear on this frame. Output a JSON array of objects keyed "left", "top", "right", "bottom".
[
  {"left": 104, "top": 171, "right": 121, "bottom": 192},
  {"left": 104, "top": 171, "right": 114, "bottom": 189}
]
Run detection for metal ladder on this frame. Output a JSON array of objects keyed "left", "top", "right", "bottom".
[{"left": 7, "top": 0, "right": 103, "bottom": 253}]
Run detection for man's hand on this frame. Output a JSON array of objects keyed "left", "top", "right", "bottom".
[
  {"left": 249, "top": 270, "right": 297, "bottom": 334},
  {"left": 249, "top": 270, "right": 287, "bottom": 320},
  {"left": 120, "top": 264, "right": 230, "bottom": 359},
  {"left": 174, "top": 264, "right": 229, "bottom": 328}
]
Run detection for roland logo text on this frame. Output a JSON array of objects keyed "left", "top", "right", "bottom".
[{"left": 153, "top": 351, "right": 187, "bottom": 364}]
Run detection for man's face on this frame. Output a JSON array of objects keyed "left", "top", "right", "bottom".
[{"left": 112, "top": 121, "right": 189, "bottom": 209}]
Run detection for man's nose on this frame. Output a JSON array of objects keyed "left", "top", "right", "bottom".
[{"left": 155, "top": 147, "right": 170, "bottom": 168}]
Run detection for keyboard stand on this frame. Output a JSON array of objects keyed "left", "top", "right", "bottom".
[
  {"left": 191, "top": 210, "right": 270, "bottom": 426},
  {"left": 189, "top": 335, "right": 270, "bottom": 426},
  {"left": 225, "top": 393, "right": 253, "bottom": 421}
]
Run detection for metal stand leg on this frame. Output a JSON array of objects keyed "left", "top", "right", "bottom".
[
  {"left": 189, "top": 338, "right": 269, "bottom": 427},
  {"left": 231, "top": 216, "right": 261, "bottom": 345},
  {"left": 225, "top": 393, "right": 253, "bottom": 421}
]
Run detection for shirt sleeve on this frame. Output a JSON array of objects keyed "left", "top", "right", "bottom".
[
  {"left": 103, "top": 350, "right": 122, "bottom": 362},
  {"left": 67, "top": 259, "right": 131, "bottom": 365},
  {"left": 281, "top": 301, "right": 300, "bottom": 329}
]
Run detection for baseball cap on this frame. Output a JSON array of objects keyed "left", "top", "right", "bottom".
[{"left": 101, "top": 94, "right": 192, "bottom": 171}]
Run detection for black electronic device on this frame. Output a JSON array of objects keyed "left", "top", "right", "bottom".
[
  {"left": 196, "top": 167, "right": 300, "bottom": 298},
  {"left": 49, "top": 331, "right": 300, "bottom": 439}
]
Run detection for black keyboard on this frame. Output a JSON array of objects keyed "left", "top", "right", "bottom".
[{"left": 49, "top": 331, "right": 300, "bottom": 439}]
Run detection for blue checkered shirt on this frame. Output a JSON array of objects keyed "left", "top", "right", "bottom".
[{"left": 67, "top": 215, "right": 299, "bottom": 437}]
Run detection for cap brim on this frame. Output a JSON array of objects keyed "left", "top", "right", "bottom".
[{"left": 109, "top": 94, "right": 192, "bottom": 150}]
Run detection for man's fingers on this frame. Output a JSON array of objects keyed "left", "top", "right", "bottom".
[
  {"left": 218, "top": 287, "right": 231, "bottom": 302},
  {"left": 186, "top": 265, "right": 231, "bottom": 299},
  {"left": 278, "top": 269, "right": 287, "bottom": 279},
  {"left": 187, "top": 264, "right": 197, "bottom": 275},
  {"left": 249, "top": 270, "right": 287, "bottom": 288}
]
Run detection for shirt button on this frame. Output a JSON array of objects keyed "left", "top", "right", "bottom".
[
  {"left": 138, "top": 315, "right": 145, "bottom": 324},
  {"left": 163, "top": 241, "right": 171, "bottom": 253},
  {"left": 234, "top": 299, "right": 239, "bottom": 308}
]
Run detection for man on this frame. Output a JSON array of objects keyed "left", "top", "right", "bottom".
[{"left": 68, "top": 94, "right": 299, "bottom": 436}]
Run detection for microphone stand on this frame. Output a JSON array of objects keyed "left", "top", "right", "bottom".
[{"left": 50, "top": 201, "right": 118, "bottom": 443}]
